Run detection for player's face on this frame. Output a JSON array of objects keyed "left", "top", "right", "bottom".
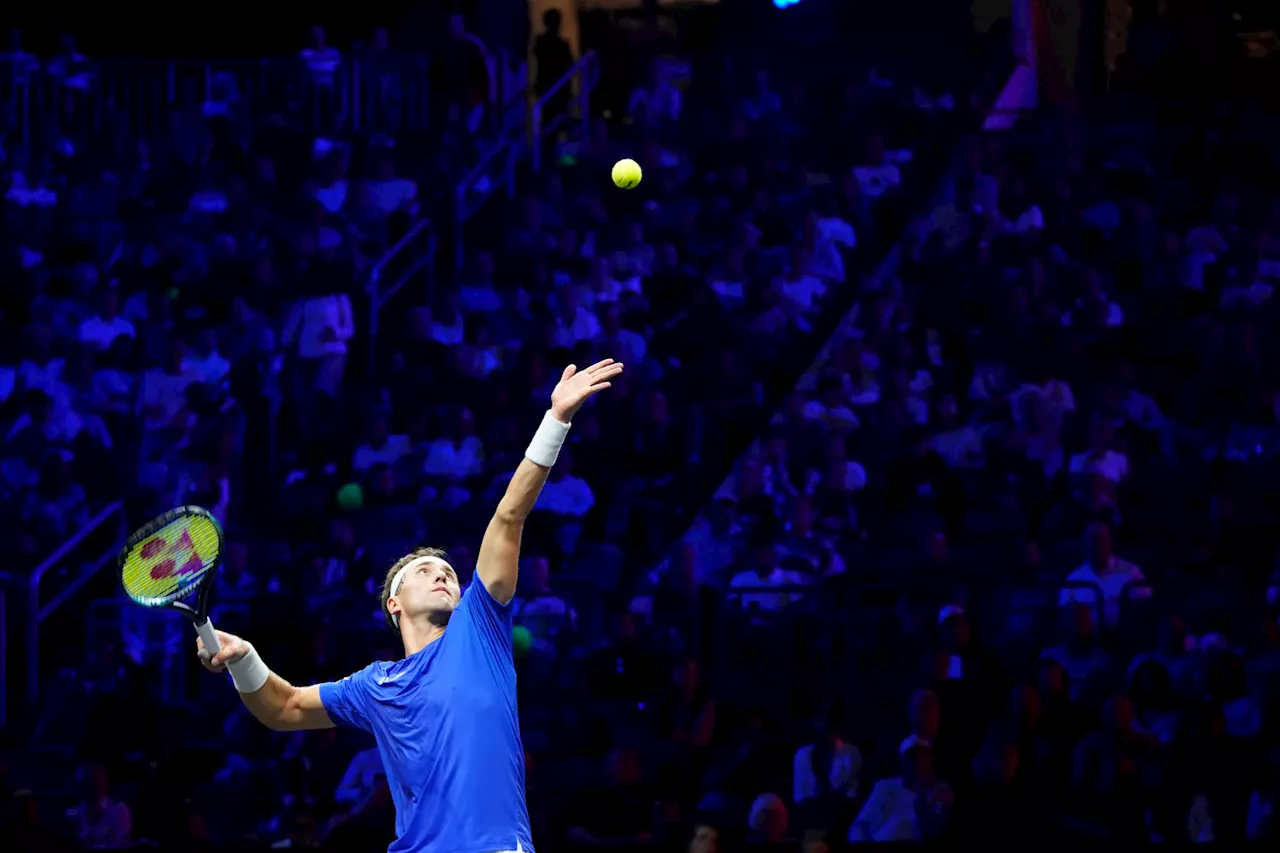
[{"left": 396, "top": 556, "right": 461, "bottom": 625}]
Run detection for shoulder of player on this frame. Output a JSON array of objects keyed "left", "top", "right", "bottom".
[{"left": 347, "top": 658, "right": 409, "bottom": 684}]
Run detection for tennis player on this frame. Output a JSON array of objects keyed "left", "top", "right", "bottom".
[{"left": 197, "top": 359, "right": 624, "bottom": 853}]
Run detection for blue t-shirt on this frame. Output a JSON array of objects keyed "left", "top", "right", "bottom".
[{"left": 319, "top": 580, "right": 533, "bottom": 853}]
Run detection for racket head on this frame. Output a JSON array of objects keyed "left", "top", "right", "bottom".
[{"left": 119, "top": 506, "right": 224, "bottom": 617}]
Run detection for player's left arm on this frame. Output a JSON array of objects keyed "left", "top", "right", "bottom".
[{"left": 476, "top": 359, "right": 623, "bottom": 604}]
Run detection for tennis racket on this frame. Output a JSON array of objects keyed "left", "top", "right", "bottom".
[{"left": 118, "top": 505, "right": 225, "bottom": 656}]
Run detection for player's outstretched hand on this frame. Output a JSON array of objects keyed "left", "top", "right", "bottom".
[
  {"left": 197, "top": 630, "right": 254, "bottom": 673},
  {"left": 550, "top": 359, "right": 624, "bottom": 423}
]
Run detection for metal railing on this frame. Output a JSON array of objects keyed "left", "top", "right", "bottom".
[
  {"left": 451, "top": 51, "right": 598, "bottom": 273},
  {"left": 26, "top": 500, "right": 128, "bottom": 708},
  {"left": 367, "top": 218, "right": 438, "bottom": 373},
  {"left": 454, "top": 139, "right": 520, "bottom": 271},
  {"left": 531, "top": 51, "right": 599, "bottom": 171},
  {"left": 88, "top": 597, "right": 191, "bottom": 706}
]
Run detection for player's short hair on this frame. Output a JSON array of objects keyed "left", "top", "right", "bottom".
[{"left": 380, "top": 547, "right": 450, "bottom": 633}]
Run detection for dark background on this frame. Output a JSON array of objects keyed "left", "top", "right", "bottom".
[
  {"left": 4, "top": 0, "right": 978, "bottom": 59},
  {"left": 5, "top": 0, "right": 484, "bottom": 55}
]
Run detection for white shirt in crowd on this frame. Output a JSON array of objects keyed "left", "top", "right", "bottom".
[
  {"left": 728, "top": 566, "right": 807, "bottom": 612},
  {"left": 284, "top": 295, "right": 355, "bottom": 359},
  {"left": 5, "top": 171, "right": 58, "bottom": 207},
  {"left": 629, "top": 83, "right": 681, "bottom": 125},
  {"left": 1001, "top": 205, "right": 1045, "bottom": 235},
  {"left": 802, "top": 400, "right": 860, "bottom": 432},
  {"left": 536, "top": 475, "right": 595, "bottom": 517},
  {"left": 850, "top": 777, "right": 935, "bottom": 842},
  {"left": 423, "top": 436, "right": 485, "bottom": 478},
  {"left": 514, "top": 593, "right": 578, "bottom": 630},
  {"left": 428, "top": 317, "right": 466, "bottom": 347},
  {"left": 595, "top": 273, "right": 644, "bottom": 305},
  {"left": 552, "top": 307, "right": 603, "bottom": 348},
  {"left": 79, "top": 315, "right": 135, "bottom": 351},
  {"left": 317, "top": 179, "right": 347, "bottom": 214},
  {"left": 854, "top": 159, "right": 905, "bottom": 199},
  {"left": 810, "top": 216, "right": 857, "bottom": 282},
  {"left": 710, "top": 276, "right": 746, "bottom": 305},
  {"left": 1011, "top": 379, "right": 1076, "bottom": 428},
  {"left": 1060, "top": 556, "right": 1151, "bottom": 627},
  {"left": 803, "top": 460, "right": 868, "bottom": 494},
  {"left": 18, "top": 358, "right": 65, "bottom": 398},
  {"left": 335, "top": 747, "right": 384, "bottom": 807},
  {"left": 301, "top": 45, "right": 341, "bottom": 82},
  {"left": 1123, "top": 390, "right": 1163, "bottom": 428},
  {"left": 373, "top": 178, "right": 418, "bottom": 215},
  {"left": 71, "top": 796, "right": 132, "bottom": 849},
  {"left": 182, "top": 350, "right": 232, "bottom": 389},
  {"left": 794, "top": 740, "right": 862, "bottom": 802},
  {"left": 459, "top": 345, "right": 503, "bottom": 379},
  {"left": 0, "top": 366, "right": 17, "bottom": 404},
  {"left": 137, "top": 368, "right": 196, "bottom": 431},
  {"left": 607, "top": 328, "right": 647, "bottom": 365},
  {"left": 1067, "top": 448, "right": 1129, "bottom": 483},
  {"left": 1061, "top": 299, "right": 1123, "bottom": 329},
  {"left": 6, "top": 406, "right": 83, "bottom": 444},
  {"left": 353, "top": 435, "right": 411, "bottom": 472},
  {"left": 929, "top": 426, "right": 984, "bottom": 468},
  {"left": 459, "top": 283, "right": 502, "bottom": 313},
  {"left": 780, "top": 274, "right": 827, "bottom": 312}
]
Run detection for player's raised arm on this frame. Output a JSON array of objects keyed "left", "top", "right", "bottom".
[
  {"left": 476, "top": 359, "right": 623, "bottom": 604},
  {"left": 198, "top": 630, "right": 336, "bottom": 731}
]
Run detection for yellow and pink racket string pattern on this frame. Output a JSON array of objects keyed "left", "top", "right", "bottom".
[{"left": 121, "top": 515, "right": 221, "bottom": 605}]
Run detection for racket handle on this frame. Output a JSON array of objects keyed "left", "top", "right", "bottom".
[{"left": 194, "top": 618, "right": 221, "bottom": 655}]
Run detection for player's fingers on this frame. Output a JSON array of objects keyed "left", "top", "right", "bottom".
[
  {"left": 197, "top": 646, "right": 223, "bottom": 671},
  {"left": 561, "top": 364, "right": 576, "bottom": 381},
  {"left": 584, "top": 358, "right": 615, "bottom": 373}
]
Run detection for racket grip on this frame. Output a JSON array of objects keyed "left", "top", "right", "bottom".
[{"left": 194, "top": 618, "right": 221, "bottom": 655}]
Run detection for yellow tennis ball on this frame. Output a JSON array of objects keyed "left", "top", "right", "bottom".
[{"left": 612, "top": 158, "right": 642, "bottom": 189}]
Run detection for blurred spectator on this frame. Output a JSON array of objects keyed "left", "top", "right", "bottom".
[
  {"left": 1060, "top": 522, "right": 1151, "bottom": 627},
  {"left": 68, "top": 763, "right": 131, "bottom": 850},
  {"left": 850, "top": 741, "right": 951, "bottom": 842},
  {"left": 533, "top": 9, "right": 575, "bottom": 124}
]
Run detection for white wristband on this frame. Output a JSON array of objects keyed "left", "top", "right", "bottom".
[
  {"left": 227, "top": 647, "right": 271, "bottom": 694},
  {"left": 525, "top": 410, "right": 571, "bottom": 468}
]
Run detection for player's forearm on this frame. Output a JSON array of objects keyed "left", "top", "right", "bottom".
[
  {"left": 496, "top": 409, "right": 572, "bottom": 521},
  {"left": 494, "top": 456, "right": 552, "bottom": 524},
  {"left": 476, "top": 412, "right": 571, "bottom": 602},
  {"left": 228, "top": 646, "right": 333, "bottom": 731},
  {"left": 240, "top": 671, "right": 301, "bottom": 730}
]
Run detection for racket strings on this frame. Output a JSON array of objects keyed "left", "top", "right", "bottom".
[{"left": 121, "top": 515, "right": 221, "bottom": 606}]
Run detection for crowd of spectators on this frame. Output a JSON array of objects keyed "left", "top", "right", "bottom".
[
  {"left": 664, "top": 74, "right": 1280, "bottom": 847},
  {"left": 37, "top": 5, "right": 1280, "bottom": 851},
  {"left": 0, "top": 9, "right": 994, "bottom": 849},
  {"left": 52, "top": 4, "right": 1277, "bottom": 850}
]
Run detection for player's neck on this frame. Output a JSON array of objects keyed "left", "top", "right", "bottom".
[{"left": 401, "top": 620, "right": 447, "bottom": 656}]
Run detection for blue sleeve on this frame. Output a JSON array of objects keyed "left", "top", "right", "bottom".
[
  {"left": 318, "top": 663, "right": 378, "bottom": 733},
  {"left": 458, "top": 579, "right": 513, "bottom": 659}
]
